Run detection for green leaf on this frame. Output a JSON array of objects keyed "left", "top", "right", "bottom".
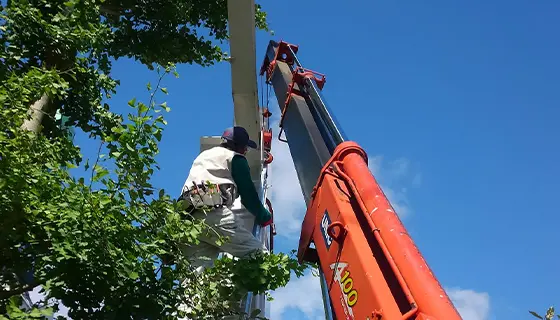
[
  {"left": 29, "top": 308, "right": 41, "bottom": 317},
  {"left": 160, "top": 87, "right": 168, "bottom": 94},
  {"left": 111, "top": 126, "right": 125, "bottom": 134},
  {"left": 41, "top": 307, "right": 54, "bottom": 317},
  {"left": 154, "top": 130, "right": 162, "bottom": 141},
  {"left": 160, "top": 102, "right": 170, "bottom": 112},
  {"left": 129, "top": 271, "right": 139, "bottom": 280},
  {"left": 139, "top": 102, "right": 148, "bottom": 114},
  {"left": 93, "top": 164, "right": 109, "bottom": 181},
  {"left": 530, "top": 311, "right": 544, "bottom": 319},
  {"left": 128, "top": 98, "right": 137, "bottom": 107},
  {"left": 66, "top": 162, "right": 78, "bottom": 169},
  {"left": 126, "top": 143, "right": 135, "bottom": 151}
]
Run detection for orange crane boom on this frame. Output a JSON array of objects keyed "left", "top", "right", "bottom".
[{"left": 260, "top": 40, "right": 463, "bottom": 320}]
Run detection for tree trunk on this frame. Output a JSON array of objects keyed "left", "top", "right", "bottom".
[
  {"left": 21, "top": 93, "right": 51, "bottom": 134},
  {"left": 21, "top": 45, "right": 74, "bottom": 134}
]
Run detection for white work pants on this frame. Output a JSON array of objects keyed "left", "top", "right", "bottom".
[
  {"left": 178, "top": 205, "right": 267, "bottom": 319},
  {"left": 180, "top": 206, "right": 268, "bottom": 270}
]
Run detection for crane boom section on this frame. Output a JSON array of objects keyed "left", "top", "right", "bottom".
[{"left": 261, "top": 40, "right": 462, "bottom": 320}]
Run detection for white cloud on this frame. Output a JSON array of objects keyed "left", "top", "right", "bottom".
[
  {"left": 369, "top": 156, "right": 412, "bottom": 184},
  {"left": 368, "top": 155, "right": 383, "bottom": 177},
  {"left": 270, "top": 272, "right": 324, "bottom": 320},
  {"left": 389, "top": 157, "right": 410, "bottom": 179},
  {"left": 267, "top": 119, "right": 419, "bottom": 236},
  {"left": 447, "top": 287, "right": 491, "bottom": 320},
  {"left": 380, "top": 185, "right": 411, "bottom": 218},
  {"left": 268, "top": 118, "right": 307, "bottom": 238},
  {"left": 366, "top": 155, "right": 416, "bottom": 219},
  {"left": 29, "top": 286, "right": 70, "bottom": 319}
]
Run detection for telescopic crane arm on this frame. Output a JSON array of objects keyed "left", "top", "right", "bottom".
[{"left": 260, "top": 40, "right": 463, "bottom": 320}]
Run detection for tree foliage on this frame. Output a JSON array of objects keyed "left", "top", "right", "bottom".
[
  {"left": 531, "top": 306, "right": 559, "bottom": 320},
  {"left": 0, "top": 0, "right": 270, "bottom": 135},
  {"left": 0, "top": 0, "right": 308, "bottom": 319}
]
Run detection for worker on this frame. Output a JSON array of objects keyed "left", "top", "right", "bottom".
[{"left": 178, "top": 126, "right": 272, "bottom": 272}]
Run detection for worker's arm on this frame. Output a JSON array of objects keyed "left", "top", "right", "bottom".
[{"left": 231, "top": 155, "right": 271, "bottom": 224}]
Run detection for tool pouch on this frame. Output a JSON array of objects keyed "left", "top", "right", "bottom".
[{"left": 179, "top": 182, "right": 237, "bottom": 211}]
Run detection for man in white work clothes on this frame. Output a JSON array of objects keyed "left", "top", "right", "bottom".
[{"left": 179, "top": 126, "right": 272, "bottom": 272}]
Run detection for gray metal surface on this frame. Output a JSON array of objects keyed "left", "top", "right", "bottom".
[
  {"left": 269, "top": 61, "right": 332, "bottom": 203},
  {"left": 284, "top": 45, "right": 347, "bottom": 152},
  {"left": 199, "top": 136, "right": 222, "bottom": 153},
  {"left": 265, "top": 41, "right": 344, "bottom": 320}
]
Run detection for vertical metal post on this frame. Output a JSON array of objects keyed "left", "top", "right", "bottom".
[
  {"left": 243, "top": 111, "right": 272, "bottom": 318},
  {"left": 319, "top": 270, "right": 336, "bottom": 320}
]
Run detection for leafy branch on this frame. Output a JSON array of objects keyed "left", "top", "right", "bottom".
[
  {"left": 0, "top": 283, "right": 38, "bottom": 301},
  {"left": 531, "top": 306, "right": 559, "bottom": 320}
]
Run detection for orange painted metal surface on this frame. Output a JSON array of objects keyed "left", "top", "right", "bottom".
[
  {"left": 298, "top": 142, "right": 462, "bottom": 320},
  {"left": 263, "top": 129, "right": 273, "bottom": 152}
]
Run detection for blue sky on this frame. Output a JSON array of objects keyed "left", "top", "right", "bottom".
[{"left": 66, "top": 1, "right": 560, "bottom": 319}]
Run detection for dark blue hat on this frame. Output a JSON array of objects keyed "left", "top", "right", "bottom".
[{"left": 222, "top": 126, "right": 258, "bottom": 149}]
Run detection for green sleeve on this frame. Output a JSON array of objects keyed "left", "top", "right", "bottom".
[{"left": 231, "top": 155, "right": 271, "bottom": 224}]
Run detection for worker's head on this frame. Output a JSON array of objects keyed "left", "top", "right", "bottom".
[{"left": 220, "top": 126, "right": 257, "bottom": 154}]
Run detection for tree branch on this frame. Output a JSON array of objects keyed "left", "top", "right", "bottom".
[
  {"left": 99, "top": 4, "right": 134, "bottom": 20},
  {"left": 21, "top": 93, "right": 51, "bottom": 133},
  {"left": 89, "top": 141, "right": 104, "bottom": 188},
  {"left": 0, "top": 282, "right": 39, "bottom": 300}
]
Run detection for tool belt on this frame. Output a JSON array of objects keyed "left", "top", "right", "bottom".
[{"left": 178, "top": 182, "right": 237, "bottom": 214}]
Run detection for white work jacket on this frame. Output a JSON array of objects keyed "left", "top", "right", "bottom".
[{"left": 182, "top": 146, "right": 243, "bottom": 206}]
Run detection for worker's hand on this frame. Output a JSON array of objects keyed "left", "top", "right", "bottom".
[
  {"left": 260, "top": 217, "right": 273, "bottom": 227},
  {"left": 257, "top": 208, "right": 272, "bottom": 227}
]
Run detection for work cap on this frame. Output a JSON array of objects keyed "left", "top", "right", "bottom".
[{"left": 222, "top": 126, "right": 258, "bottom": 149}]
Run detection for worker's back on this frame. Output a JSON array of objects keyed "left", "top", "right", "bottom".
[{"left": 182, "top": 146, "right": 242, "bottom": 195}]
